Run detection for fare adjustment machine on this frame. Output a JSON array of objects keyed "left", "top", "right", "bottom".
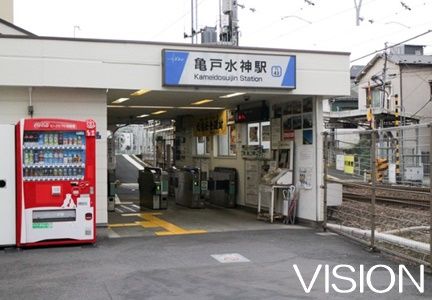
[
  {"left": 138, "top": 167, "right": 168, "bottom": 210},
  {"left": 175, "top": 167, "right": 204, "bottom": 208}
]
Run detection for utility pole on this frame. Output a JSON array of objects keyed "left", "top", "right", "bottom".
[
  {"left": 354, "top": 0, "right": 363, "bottom": 26},
  {"left": 381, "top": 42, "right": 388, "bottom": 110}
]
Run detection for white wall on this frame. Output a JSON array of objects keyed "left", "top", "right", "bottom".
[
  {"left": 0, "top": 87, "right": 108, "bottom": 225},
  {"left": 400, "top": 66, "right": 432, "bottom": 123},
  {"left": 0, "top": 36, "right": 350, "bottom": 97}
]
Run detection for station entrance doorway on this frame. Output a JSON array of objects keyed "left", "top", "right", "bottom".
[{"left": 106, "top": 89, "right": 306, "bottom": 238}]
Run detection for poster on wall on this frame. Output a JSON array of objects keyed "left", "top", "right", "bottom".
[
  {"left": 193, "top": 110, "right": 227, "bottom": 137},
  {"left": 248, "top": 123, "right": 260, "bottom": 145},
  {"left": 299, "top": 167, "right": 312, "bottom": 189},
  {"left": 229, "top": 125, "right": 237, "bottom": 154},
  {"left": 261, "top": 123, "right": 270, "bottom": 142},
  {"left": 261, "top": 122, "right": 271, "bottom": 149},
  {"left": 282, "top": 116, "right": 294, "bottom": 141},
  {"left": 303, "top": 129, "right": 313, "bottom": 144}
]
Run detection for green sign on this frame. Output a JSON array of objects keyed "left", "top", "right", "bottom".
[{"left": 33, "top": 223, "right": 53, "bottom": 229}]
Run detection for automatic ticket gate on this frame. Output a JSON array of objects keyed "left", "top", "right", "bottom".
[
  {"left": 174, "top": 167, "right": 204, "bottom": 208},
  {"left": 138, "top": 167, "right": 168, "bottom": 210},
  {"left": 208, "top": 167, "right": 237, "bottom": 208}
]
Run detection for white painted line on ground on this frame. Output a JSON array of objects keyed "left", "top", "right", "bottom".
[
  {"left": 131, "top": 154, "right": 151, "bottom": 167},
  {"left": 131, "top": 204, "right": 140, "bottom": 210},
  {"left": 211, "top": 253, "right": 250, "bottom": 264},
  {"left": 107, "top": 229, "right": 121, "bottom": 238},
  {"left": 115, "top": 208, "right": 125, "bottom": 213},
  {"left": 120, "top": 183, "right": 139, "bottom": 188},
  {"left": 120, "top": 205, "right": 137, "bottom": 212},
  {"left": 316, "top": 232, "right": 338, "bottom": 236},
  {"left": 122, "top": 154, "right": 144, "bottom": 170}
]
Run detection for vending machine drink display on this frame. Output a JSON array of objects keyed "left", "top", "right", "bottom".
[{"left": 16, "top": 118, "right": 96, "bottom": 247}]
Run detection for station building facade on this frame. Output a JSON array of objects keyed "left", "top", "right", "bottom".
[{"left": 0, "top": 19, "right": 350, "bottom": 225}]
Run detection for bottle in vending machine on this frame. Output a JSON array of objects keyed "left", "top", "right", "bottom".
[
  {"left": 59, "top": 149, "right": 64, "bottom": 163},
  {"left": 53, "top": 150, "right": 59, "bottom": 164},
  {"left": 39, "top": 151, "right": 44, "bottom": 163},
  {"left": 53, "top": 133, "right": 58, "bottom": 145},
  {"left": 39, "top": 133, "right": 44, "bottom": 146},
  {"left": 58, "top": 133, "right": 63, "bottom": 145},
  {"left": 46, "top": 151, "right": 52, "bottom": 164},
  {"left": 34, "top": 151, "right": 39, "bottom": 164},
  {"left": 29, "top": 150, "right": 34, "bottom": 165}
]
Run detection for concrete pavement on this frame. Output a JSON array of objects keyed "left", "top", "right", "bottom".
[{"left": 0, "top": 228, "right": 430, "bottom": 299}]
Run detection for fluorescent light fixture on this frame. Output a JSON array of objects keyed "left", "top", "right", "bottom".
[
  {"left": 151, "top": 110, "right": 167, "bottom": 115},
  {"left": 136, "top": 114, "right": 149, "bottom": 118},
  {"left": 112, "top": 97, "right": 130, "bottom": 104},
  {"left": 107, "top": 105, "right": 126, "bottom": 108},
  {"left": 130, "top": 89, "right": 150, "bottom": 97},
  {"left": 219, "top": 92, "right": 246, "bottom": 99},
  {"left": 155, "top": 127, "right": 175, "bottom": 133},
  {"left": 178, "top": 107, "right": 225, "bottom": 110},
  {"left": 128, "top": 106, "right": 174, "bottom": 109},
  {"left": 191, "top": 99, "right": 214, "bottom": 105}
]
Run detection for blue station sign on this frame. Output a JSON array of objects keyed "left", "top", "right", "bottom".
[{"left": 162, "top": 49, "right": 296, "bottom": 89}]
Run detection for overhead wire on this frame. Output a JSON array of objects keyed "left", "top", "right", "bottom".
[
  {"left": 350, "top": 29, "right": 432, "bottom": 62},
  {"left": 314, "top": 0, "right": 430, "bottom": 48},
  {"left": 267, "top": 0, "right": 379, "bottom": 43}
]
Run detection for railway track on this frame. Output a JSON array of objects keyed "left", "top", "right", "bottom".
[{"left": 343, "top": 192, "right": 430, "bottom": 208}]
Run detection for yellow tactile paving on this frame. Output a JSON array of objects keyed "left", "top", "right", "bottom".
[{"left": 108, "top": 212, "right": 207, "bottom": 236}]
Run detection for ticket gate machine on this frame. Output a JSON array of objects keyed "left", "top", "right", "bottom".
[
  {"left": 208, "top": 167, "right": 237, "bottom": 208},
  {"left": 138, "top": 167, "right": 168, "bottom": 210},
  {"left": 174, "top": 167, "right": 204, "bottom": 208}
]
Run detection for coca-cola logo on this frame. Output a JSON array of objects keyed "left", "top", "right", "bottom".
[
  {"left": 33, "top": 121, "right": 50, "bottom": 128},
  {"left": 33, "top": 121, "right": 76, "bottom": 129}
]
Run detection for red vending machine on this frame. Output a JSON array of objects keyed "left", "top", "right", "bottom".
[{"left": 16, "top": 118, "right": 96, "bottom": 247}]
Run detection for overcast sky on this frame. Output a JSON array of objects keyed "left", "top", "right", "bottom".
[{"left": 13, "top": 0, "right": 432, "bottom": 65}]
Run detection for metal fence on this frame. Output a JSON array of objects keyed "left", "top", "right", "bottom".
[{"left": 323, "top": 123, "right": 432, "bottom": 268}]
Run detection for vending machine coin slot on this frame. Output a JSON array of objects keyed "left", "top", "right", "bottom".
[{"left": 51, "top": 186, "right": 61, "bottom": 196}]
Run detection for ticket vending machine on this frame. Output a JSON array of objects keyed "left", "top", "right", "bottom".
[
  {"left": 16, "top": 118, "right": 96, "bottom": 247},
  {"left": 0, "top": 125, "right": 16, "bottom": 247}
]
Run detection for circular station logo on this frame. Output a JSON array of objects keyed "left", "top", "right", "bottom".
[{"left": 86, "top": 119, "right": 96, "bottom": 129}]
